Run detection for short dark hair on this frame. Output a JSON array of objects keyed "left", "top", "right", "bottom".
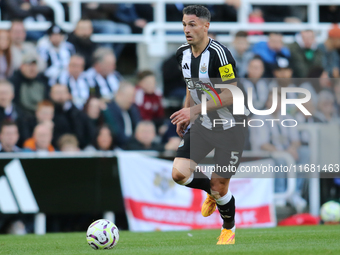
[
  {"left": 235, "top": 31, "right": 248, "bottom": 38},
  {"left": 0, "top": 120, "right": 18, "bottom": 133},
  {"left": 183, "top": 5, "right": 211, "bottom": 22},
  {"left": 137, "top": 70, "right": 155, "bottom": 82}
]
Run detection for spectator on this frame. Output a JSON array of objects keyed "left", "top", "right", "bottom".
[
  {"left": 114, "top": 4, "right": 148, "bottom": 34},
  {"left": 249, "top": 92, "right": 305, "bottom": 209},
  {"left": 38, "top": 24, "right": 75, "bottom": 85},
  {"left": 124, "top": 121, "right": 163, "bottom": 151},
  {"left": 81, "top": 2, "right": 131, "bottom": 58},
  {"left": 4, "top": 0, "right": 53, "bottom": 40},
  {"left": 0, "top": 120, "right": 21, "bottom": 152},
  {"left": 55, "top": 54, "right": 90, "bottom": 109},
  {"left": 57, "top": 134, "right": 80, "bottom": 152},
  {"left": 21, "top": 100, "right": 54, "bottom": 144},
  {"left": 86, "top": 48, "right": 122, "bottom": 100},
  {"left": 318, "top": 25, "right": 340, "bottom": 78},
  {"left": 213, "top": 0, "right": 241, "bottom": 22},
  {"left": 67, "top": 19, "right": 97, "bottom": 70},
  {"left": 319, "top": 5, "right": 340, "bottom": 23},
  {"left": 83, "top": 97, "right": 105, "bottom": 127},
  {"left": 0, "top": 29, "right": 13, "bottom": 79},
  {"left": 0, "top": 79, "right": 24, "bottom": 123},
  {"left": 162, "top": 53, "right": 186, "bottom": 99},
  {"left": 334, "top": 81, "right": 340, "bottom": 116},
  {"left": 229, "top": 31, "right": 254, "bottom": 78},
  {"left": 165, "top": 4, "right": 185, "bottom": 22},
  {"left": 23, "top": 123, "right": 54, "bottom": 152},
  {"left": 314, "top": 90, "right": 338, "bottom": 123},
  {"left": 10, "top": 20, "right": 45, "bottom": 72},
  {"left": 240, "top": 57, "right": 269, "bottom": 111},
  {"left": 300, "top": 66, "right": 331, "bottom": 106},
  {"left": 252, "top": 32, "right": 290, "bottom": 77},
  {"left": 289, "top": 30, "right": 323, "bottom": 78},
  {"left": 49, "top": 84, "right": 95, "bottom": 149},
  {"left": 85, "top": 125, "right": 116, "bottom": 151},
  {"left": 256, "top": 5, "right": 303, "bottom": 23},
  {"left": 10, "top": 52, "right": 48, "bottom": 115},
  {"left": 104, "top": 82, "right": 140, "bottom": 147},
  {"left": 135, "top": 70, "right": 164, "bottom": 129}
]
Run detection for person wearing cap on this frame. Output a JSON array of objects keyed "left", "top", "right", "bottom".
[
  {"left": 318, "top": 24, "right": 340, "bottom": 78},
  {"left": 37, "top": 24, "right": 75, "bottom": 86},
  {"left": 9, "top": 51, "right": 48, "bottom": 116}
]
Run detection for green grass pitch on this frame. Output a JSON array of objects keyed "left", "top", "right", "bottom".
[{"left": 0, "top": 225, "right": 339, "bottom": 255}]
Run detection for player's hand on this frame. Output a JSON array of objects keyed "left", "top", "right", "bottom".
[
  {"left": 170, "top": 108, "right": 193, "bottom": 126},
  {"left": 176, "top": 121, "right": 190, "bottom": 138}
]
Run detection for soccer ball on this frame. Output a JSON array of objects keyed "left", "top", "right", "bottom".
[
  {"left": 86, "top": 219, "right": 119, "bottom": 250},
  {"left": 320, "top": 201, "right": 340, "bottom": 223}
]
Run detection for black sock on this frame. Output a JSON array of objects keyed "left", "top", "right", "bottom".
[
  {"left": 216, "top": 196, "right": 235, "bottom": 229},
  {"left": 185, "top": 171, "right": 211, "bottom": 194}
]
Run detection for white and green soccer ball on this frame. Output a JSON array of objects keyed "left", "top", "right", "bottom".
[
  {"left": 320, "top": 201, "right": 340, "bottom": 223},
  {"left": 86, "top": 219, "right": 119, "bottom": 250}
]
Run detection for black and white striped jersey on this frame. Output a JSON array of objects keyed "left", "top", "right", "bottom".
[
  {"left": 56, "top": 70, "right": 91, "bottom": 109},
  {"left": 176, "top": 38, "right": 245, "bottom": 130}
]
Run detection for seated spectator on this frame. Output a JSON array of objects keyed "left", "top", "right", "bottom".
[
  {"left": 255, "top": 5, "right": 303, "bottom": 23},
  {"left": 84, "top": 125, "right": 116, "bottom": 151},
  {"left": 55, "top": 54, "right": 90, "bottom": 109},
  {"left": 67, "top": 19, "right": 97, "bottom": 70},
  {"left": 300, "top": 66, "right": 331, "bottom": 106},
  {"left": 228, "top": 31, "right": 254, "bottom": 78},
  {"left": 124, "top": 121, "right": 163, "bottom": 151},
  {"left": 318, "top": 25, "right": 340, "bottom": 78},
  {"left": 114, "top": 4, "right": 148, "bottom": 34},
  {"left": 162, "top": 53, "right": 186, "bottom": 99},
  {"left": 240, "top": 57, "right": 268, "bottom": 111},
  {"left": 252, "top": 32, "right": 290, "bottom": 77},
  {"left": 81, "top": 2, "right": 131, "bottom": 58},
  {"left": 104, "top": 82, "right": 140, "bottom": 147},
  {"left": 0, "top": 29, "right": 13, "bottom": 79},
  {"left": 23, "top": 123, "right": 54, "bottom": 152},
  {"left": 320, "top": 5, "right": 340, "bottom": 23},
  {"left": 83, "top": 97, "right": 105, "bottom": 127},
  {"left": 38, "top": 24, "right": 75, "bottom": 85},
  {"left": 86, "top": 48, "right": 122, "bottom": 100},
  {"left": 289, "top": 30, "right": 323, "bottom": 78},
  {"left": 10, "top": 20, "right": 45, "bottom": 72},
  {"left": 314, "top": 90, "right": 338, "bottom": 123},
  {"left": 0, "top": 120, "right": 21, "bottom": 152},
  {"left": 4, "top": 0, "right": 54, "bottom": 40},
  {"left": 49, "top": 84, "right": 95, "bottom": 149},
  {"left": 250, "top": 92, "right": 305, "bottom": 210},
  {"left": 21, "top": 100, "right": 54, "bottom": 144},
  {"left": 57, "top": 134, "right": 80, "bottom": 152},
  {"left": 213, "top": 0, "right": 241, "bottom": 22},
  {"left": 135, "top": 70, "right": 164, "bottom": 129},
  {"left": 10, "top": 52, "right": 48, "bottom": 115},
  {"left": 0, "top": 79, "right": 24, "bottom": 123}
]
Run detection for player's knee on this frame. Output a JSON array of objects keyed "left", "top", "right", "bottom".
[{"left": 172, "top": 168, "right": 186, "bottom": 183}]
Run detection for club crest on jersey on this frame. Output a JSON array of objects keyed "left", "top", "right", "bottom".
[
  {"left": 200, "top": 63, "right": 208, "bottom": 74},
  {"left": 219, "top": 64, "right": 235, "bottom": 81}
]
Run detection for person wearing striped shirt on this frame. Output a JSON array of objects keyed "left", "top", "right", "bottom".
[{"left": 170, "top": 5, "right": 248, "bottom": 245}]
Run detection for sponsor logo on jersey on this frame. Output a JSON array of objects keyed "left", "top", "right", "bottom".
[
  {"left": 185, "top": 79, "right": 223, "bottom": 106},
  {"left": 200, "top": 63, "right": 208, "bottom": 74},
  {"left": 219, "top": 64, "right": 235, "bottom": 81},
  {"left": 182, "top": 63, "right": 189, "bottom": 70}
]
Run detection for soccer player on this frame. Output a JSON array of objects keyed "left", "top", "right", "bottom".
[{"left": 170, "top": 5, "right": 247, "bottom": 245}]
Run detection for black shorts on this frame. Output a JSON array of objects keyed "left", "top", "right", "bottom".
[{"left": 176, "top": 123, "right": 247, "bottom": 178}]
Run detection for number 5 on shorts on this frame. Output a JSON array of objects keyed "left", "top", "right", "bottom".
[{"left": 230, "top": 151, "right": 239, "bottom": 165}]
